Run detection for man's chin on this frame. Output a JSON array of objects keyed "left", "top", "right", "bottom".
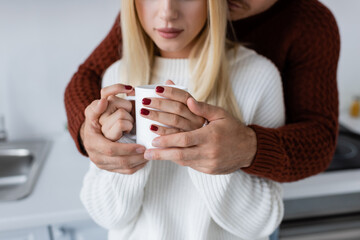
[{"left": 227, "top": 0, "right": 251, "bottom": 21}]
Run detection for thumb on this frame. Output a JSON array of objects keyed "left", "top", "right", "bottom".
[
  {"left": 85, "top": 98, "right": 108, "bottom": 122},
  {"left": 187, "top": 98, "right": 226, "bottom": 122},
  {"left": 126, "top": 89, "right": 135, "bottom": 97},
  {"left": 165, "top": 79, "right": 175, "bottom": 85}
]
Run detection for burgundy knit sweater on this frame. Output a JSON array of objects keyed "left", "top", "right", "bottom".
[{"left": 64, "top": 0, "right": 340, "bottom": 182}]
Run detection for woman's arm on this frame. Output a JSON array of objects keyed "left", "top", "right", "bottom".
[
  {"left": 80, "top": 58, "right": 151, "bottom": 229},
  {"left": 187, "top": 57, "right": 285, "bottom": 239},
  {"left": 188, "top": 169, "right": 283, "bottom": 239},
  {"left": 64, "top": 14, "right": 121, "bottom": 155},
  {"left": 80, "top": 151, "right": 152, "bottom": 230}
]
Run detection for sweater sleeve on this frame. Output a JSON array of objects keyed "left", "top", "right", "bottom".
[
  {"left": 243, "top": 3, "right": 340, "bottom": 182},
  {"left": 188, "top": 54, "right": 284, "bottom": 239},
  {"left": 80, "top": 136, "right": 152, "bottom": 230},
  {"left": 188, "top": 170, "right": 283, "bottom": 239},
  {"left": 64, "top": 13, "right": 122, "bottom": 155}
]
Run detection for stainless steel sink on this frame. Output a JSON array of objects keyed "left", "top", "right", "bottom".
[{"left": 0, "top": 140, "right": 51, "bottom": 201}]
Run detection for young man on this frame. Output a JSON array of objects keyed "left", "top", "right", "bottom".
[{"left": 65, "top": 0, "right": 340, "bottom": 182}]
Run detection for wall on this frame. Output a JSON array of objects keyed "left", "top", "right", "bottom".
[
  {"left": 320, "top": 0, "right": 360, "bottom": 111},
  {"left": 0, "top": 0, "right": 119, "bottom": 140},
  {"left": 0, "top": 0, "right": 359, "bottom": 140}
]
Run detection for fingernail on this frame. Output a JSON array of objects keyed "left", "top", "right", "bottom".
[
  {"left": 152, "top": 138, "right": 160, "bottom": 147},
  {"left": 136, "top": 147, "right": 146, "bottom": 154},
  {"left": 156, "top": 86, "right": 164, "bottom": 93},
  {"left": 150, "top": 125, "right": 158, "bottom": 131},
  {"left": 140, "top": 108, "right": 150, "bottom": 115},
  {"left": 125, "top": 85, "right": 133, "bottom": 90},
  {"left": 142, "top": 98, "right": 151, "bottom": 105},
  {"left": 144, "top": 150, "right": 152, "bottom": 160}
]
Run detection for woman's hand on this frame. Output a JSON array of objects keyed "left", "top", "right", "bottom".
[
  {"left": 99, "top": 95, "right": 134, "bottom": 141},
  {"left": 80, "top": 84, "right": 148, "bottom": 174},
  {"left": 99, "top": 83, "right": 136, "bottom": 141},
  {"left": 144, "top": 98, "right": 257, "bottom": 174},
  {"left": 140, "top": 81, "right": 206, "bottom": 135}
]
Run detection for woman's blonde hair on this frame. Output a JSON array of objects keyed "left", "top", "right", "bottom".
[{"left": 121, "top": 0, "right": 242, "bottom": 120}]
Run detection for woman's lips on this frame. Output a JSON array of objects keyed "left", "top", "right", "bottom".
[{"left": 156, "top": 28, "right": 183, "bottom": 39}]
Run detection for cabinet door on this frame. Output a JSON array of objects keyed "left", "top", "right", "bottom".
[
  {"left": 0, "top": 226, "right": 50, "bottom": 240},
  {"left": 51, "top": 220, "right": 107, "bottom": 240}
]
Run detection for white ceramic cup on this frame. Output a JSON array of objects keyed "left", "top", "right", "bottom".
[{"left": 124, "top": 85, "right": 188, "bottom": 149}]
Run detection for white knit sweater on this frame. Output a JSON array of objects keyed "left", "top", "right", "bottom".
[{"left": 80, "top": 46, "right": 285, "bottom": 240}]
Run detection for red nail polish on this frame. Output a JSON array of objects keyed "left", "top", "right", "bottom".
[
  {"left": 142, "top": 98, "right": 151, "bottom": 105},
  {"left": 141, "top": 108, "right": 150, "bottom": 115},
  {"left": 156, "top": 86, "right": 164, "bottom": 93},
  {"left": 150, "top": 125, "right": 158, "bottom": 131},
  {"left": 125, "top": 85, "right": 133, "bottom": 90}
]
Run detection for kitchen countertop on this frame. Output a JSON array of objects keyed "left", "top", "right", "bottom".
[
  {"left": 0, "top": 133, "right": 90, "bottom": 231},
  {"left": 283, "top": 169, "right": 360, "bottom": 200},
  {"left": 1, "top": 132, "right": 360, "bottom": 231}
]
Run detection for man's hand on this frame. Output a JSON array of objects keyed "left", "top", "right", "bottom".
[
  {"left": 143, "top": 98, "right": 257, "bottom": 174},
  {"left": 81, "top": 84, "right": 148, "bottom": 174}
]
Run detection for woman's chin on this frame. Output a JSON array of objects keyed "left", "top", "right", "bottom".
[{"left": 157, "top": 46, "right": 190, "bottom": 59}]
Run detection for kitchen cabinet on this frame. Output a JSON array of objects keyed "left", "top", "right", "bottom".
[
  {"left": 0, "top": 220, "right": 107, "bottom": 240},
  {"left": 280, "top": 126, "right": 360, "bottom": 239},
  {"left": 50, "top": 220, "right": 107, "bottom": 240},
  {"left": 0, "top": 226, "right": 50, "bottom": 240}
]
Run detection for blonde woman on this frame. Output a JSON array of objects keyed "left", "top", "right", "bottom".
[{"left": 80, "top": 0, "right": 285, "bottom": 239}]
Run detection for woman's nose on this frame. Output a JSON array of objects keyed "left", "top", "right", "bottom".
[{"left": 160, "top": 0, "right": 179, "bottom": 21}]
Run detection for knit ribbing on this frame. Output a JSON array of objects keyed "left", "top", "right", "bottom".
[
  {"left": 65, "top": 0, "right": 339, "bottom": 182},
  {"left": 231, "top": 0, "right": 340, "bottom": 181},
  {"left": 152, "top": 57, "right": 190, "bottom": 82},
  {"left": 80, "top": 46, "right": 284, "bottom": 240}
]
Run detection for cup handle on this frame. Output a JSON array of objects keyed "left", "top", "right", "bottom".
[{"left": 124, "top": 96, "right": 136, "bottom": 101}]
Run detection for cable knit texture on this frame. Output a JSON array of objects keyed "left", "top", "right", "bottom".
[
  {"left": 80, "top": 46, "right": 285, "bottom": 240},
  {"left": 65, "top": 0, "right": 340, "bottom": 182}
]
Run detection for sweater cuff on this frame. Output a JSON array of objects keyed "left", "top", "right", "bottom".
[
  {"left": 242, "top": 125, "right": 285, "bottom": 178},
  {"left": 68, "top": 112, "right": 87, "bottom": 156}
]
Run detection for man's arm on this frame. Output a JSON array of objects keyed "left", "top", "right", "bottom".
[
  {"left": 144, "top": 3, "right": 340, "bottom": 183},
  {"left": 243, "top": 4, "right": 341, "bottom": 182},
  {"left": 64, "top": 14, "right": 121, "bottom": 155}
]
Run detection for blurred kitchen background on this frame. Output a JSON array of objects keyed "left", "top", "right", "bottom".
[
  {"left": 0, "top": 0, "right": 359, "bottom": 140},
  {"left": 0, "top": 0, "right": 120, "bottom": 140},
  {"left": 0, "top": 0, "right": 359, "bottom": 239}
]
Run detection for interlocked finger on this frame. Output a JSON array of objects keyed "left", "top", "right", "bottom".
[
  {"left": 108, "top": 95, "right": 132, "bottom": 113},
  {"left": 155, "top": 85, "right": 192, "bottom": 105},
  {"left": 150, "top": 124, "right": 181, "bottom": 136},
  {"left": 102, "top": 119, "right": 133, "bottom": 141},
  {"left": 110, "top": 161, "right": 149, "bottom": 175},
  {"left": 94, "top": 153, "right": 147, "bottom": 170},
  {"left": 142, "top": 98, "right": 204, "bottom": 129},
  {"left": 100, "top": 108, "right": 134, "bottom": 127},
  {"left": 101, "top": 83, "right": 134, "bottom": 99},
  {"left": 144, "top": 146, "right": 201, "bottom": 162},
  {"left": 140, "top": 108, "right": 192, "bottom": 131},
  {"left": 92, "top": 141, "right": 146, "bottom": 158}
]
